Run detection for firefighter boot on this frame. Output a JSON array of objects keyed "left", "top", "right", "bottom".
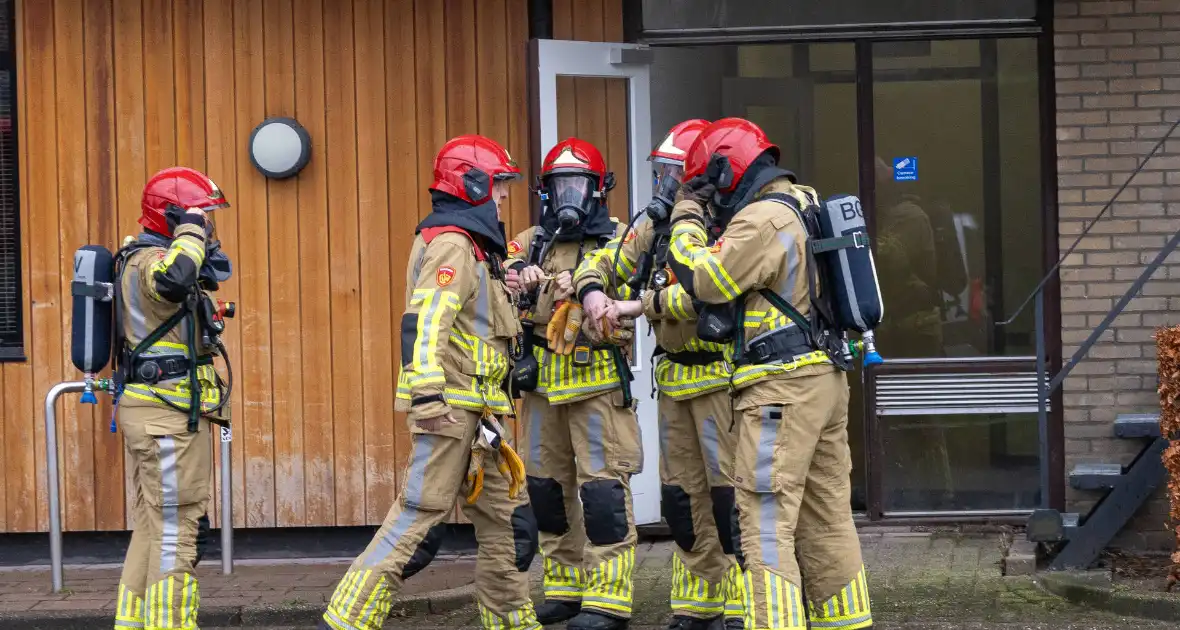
[
  {"left": 536, "top": 600, "right": 581, "bottom": 625},
  {"left": 568, "top": 610, "right": 629, "bottom": 630},
  {"left": 667, "top": 614, "right": 724, "bottom": 630}
]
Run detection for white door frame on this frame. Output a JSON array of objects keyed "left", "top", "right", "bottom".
[{"left": 530, "top": 39, "right": 662, "bottom": 525}]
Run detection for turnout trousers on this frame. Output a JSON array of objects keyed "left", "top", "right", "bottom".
[
  {"left": 519, "top": 390, "right": 642, "bottom": 620},
  {"left": 321, "top": 409, "right": 540, "bottom": 630},
  {"left": 733, "top": 370, "right": 873, "bottom": 630},
  {"left": 115, "top": 406, "right": 212, "bottom": 630},
  {"left": 659, "top": 389, "right": 746, "bottom": 623}
]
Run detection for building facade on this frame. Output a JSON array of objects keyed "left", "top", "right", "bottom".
[{"left": 0, "top": 0, "right": 1175, "bottom": 551}]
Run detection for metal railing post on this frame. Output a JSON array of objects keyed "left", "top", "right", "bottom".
[
  {"left": 45, "top": 381, "right": 87, "bottom": 593},
  {"left": 219, "top": 428, "right": 233, "bottom": 574},
  {"left": 1035, "top": 293, "right": 1050, "bottom": 510}
]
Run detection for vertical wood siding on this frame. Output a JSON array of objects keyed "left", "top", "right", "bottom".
[{"left": 3, "top": 0, "right": 623, "bottom": 532}]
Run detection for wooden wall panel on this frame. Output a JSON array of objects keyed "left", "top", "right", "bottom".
[
  {"left": 385, "top": 0, "right": 417, "bottom": 492},
  {"left": 5, "top": 0, "right": 625, "bottom": 533},
  {"left": 24, "top": 0, "right": 62, "bottom": 535},
  {"left": 293, "top": 0, "right": 334, "bottom": 527},
  {"left": 202, "top": 0, "right": 245, "bottom": 529},
  {"left": 354, "top": 0, "right": 395, "bottom": 526},
  {"left": 264, "top": 0, "right": 304, "bottom": 528},
  {"left": 54, "top": 0, "right": 95, "bottom": 533}
]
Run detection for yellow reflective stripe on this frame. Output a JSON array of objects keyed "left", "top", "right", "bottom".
[
  {"left": 654, "top": 350, "right": 733, "bottom": 399},
  {"left": 409, "top": 289, "right": 460, "bottom": 373},
  {"left": 724, "top": 563, "right": 746, "bottom": 619},
  {"left": 670, "top": 554, "right": 725, "bottom": 614},
  {"left": 807, "top": 566, "right": 872, "bottom": 629},
  {"left": 324, "top": 569, "right": 387, "bottom": 629},
  {"left": 670, "top": 223, "right": 741, "bottom": 301},
  {"left": 729, "top": 351, "right": 831, "bottom": 389},
  {"left": 116, "top": 584, "right": 146, "bottom": 628},
  {"left": 666, "top": 284, "right": 692, "bottom": 320},
  {"left": 543, "top": 555, "right": 586, "bottom": 599},
  {"left": 404, "top": 370, "right": 446, "bottom": 387},
  {"left": 582, "top": 548, "right": 634, "bottom": 615},
  {"left": 531, "top": 346, "right": 623, "bottom": 403}
]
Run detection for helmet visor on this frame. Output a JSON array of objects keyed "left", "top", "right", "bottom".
[{"left": 653, "top": 163, "right": 684, "bottom": 202}]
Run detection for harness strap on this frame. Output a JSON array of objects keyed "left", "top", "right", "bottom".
[{"left": 421, "top": 225, "right": 486, "bottom": 261}]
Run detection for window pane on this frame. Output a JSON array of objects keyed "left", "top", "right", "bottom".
[
  {"left": 872, "top": 38, "right": 1042, "bottom": 359},
  {"left": 0, "top": 0, "right": 20, "bottom": 355},
  {"left": 651, "top": 43, "right": 867, "bottom": 511},
  {"left": 881, "top": 412, "right": 1042, "bottom": 512},
  {"left": 641, "top": 0, "right": 1038, "bottom": 32}
]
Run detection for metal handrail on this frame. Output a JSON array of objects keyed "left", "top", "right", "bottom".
[
  {"left": 45, "top": 381, "right": 234, "bottom": 593},
  {"left": 1000, "top": 118, "right": 1180, "bottom": 510}
]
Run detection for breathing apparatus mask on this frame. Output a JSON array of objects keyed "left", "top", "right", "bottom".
[
  {"left": 544, "top": 173, "right": 599, "bottom": 231},
  {"left": 644, "top": 162, "right": 683, "bottom": 223}
]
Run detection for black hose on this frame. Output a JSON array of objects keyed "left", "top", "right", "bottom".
[{"left": 610, "top": 211, "right": 646, "bottom": 295}]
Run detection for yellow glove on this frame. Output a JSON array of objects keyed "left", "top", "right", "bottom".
[
  {"left": 562, "top": 304, "right": 584, "bottom": 355},
  {"left": 464, "top": 416, "right": 526, "bottom": 504},
  {"left": 547, "top": 301, "right": 571, "bottom": 351},
  {"left": 607, "top": 319, "right": 634, "bottom": 346}
]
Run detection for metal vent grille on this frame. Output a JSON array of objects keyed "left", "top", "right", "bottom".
[
  {"left": 0, "top": 0, "right": 20, "bottom": 357},
  {"left": 875, "top": 371, "right": 1048, "bottom": 416}
]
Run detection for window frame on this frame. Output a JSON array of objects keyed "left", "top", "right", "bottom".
[{"left": 0, "top": 0, "right": 24, "bottom": 362}]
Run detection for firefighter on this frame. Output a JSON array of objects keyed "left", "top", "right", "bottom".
[
  {"left": 506, "top": 138, "right": 639, "bottom": 630},
  {"left": 320, "top": 135, "right": 539, "bottom": 630},
  {"left": 575, "top": 120, "right": 747, "bottom": 630},
  {"left": 664, "top": 118, "right": 874, "bottom": 630},
  {"left": 113, "top": 166, "right": 233, "bottom": 630}
]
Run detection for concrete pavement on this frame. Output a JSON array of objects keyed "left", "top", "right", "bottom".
[{"left": 0, "top": 528, "right": 1166, "bottom": 628}]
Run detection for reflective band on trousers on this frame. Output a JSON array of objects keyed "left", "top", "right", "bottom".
[
  {"left": 143, "top": 574, "right": 199, "bottom": 630},
  {"left": 741, "top": 569, "right": 807, "bottom": 630},
  {"left": 669, "top": 553, "right": 725, "bottom": 617},
  {"left": 115, "top": 583, "right": 146, "bottom": 629},
  {"left": 806, "top": 566, "right": 873, "bottom": 630},
  {"left": 324, "top": 571, "right": 394, "bottom": 630},
  {"left": 478, "top": 601, "right": 544, "bottom": 630},
  {"left": 581, "top": 547, "right": 636, "bottom": 616},
  {"left": 542, "top": 555, "right": 585, "bottom": 601},
  {"left": 724, "top": 563, "right": 746, "bottom": 620}
]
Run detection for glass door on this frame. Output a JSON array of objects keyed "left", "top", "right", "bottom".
[
  {"left": 868, "top": 38, "right": 1045, "bottom": 517},
  {"left": 529, "top": 40, "right": 662, "bottom": 525}
]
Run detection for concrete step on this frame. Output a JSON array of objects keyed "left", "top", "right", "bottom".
[
  {"left": 1027, "top": 509, "right": 1082, "bottom": 543},
  {"left": 1069, "top": 463, "right": 1124, "bottom": 490},
  {"left": 1114, "top": 413, "right": 1161, "bottom": 439},
  {"left": 1062, "top": 512, "right": 1080, "bottom": 539}
]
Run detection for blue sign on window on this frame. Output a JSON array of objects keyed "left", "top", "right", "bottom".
[{"left": 893, "top": 156, "right": 918, "bottom": 181}]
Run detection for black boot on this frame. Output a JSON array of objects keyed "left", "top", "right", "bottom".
[
  {"left": 536, "top": 600, "right": 581, "bottom": 625},
  {"left": 667, "top": 614, "right": 724, "bottom": 630},
  {"left": 567, "top": 609, "right": 630, "bottom": 630}
]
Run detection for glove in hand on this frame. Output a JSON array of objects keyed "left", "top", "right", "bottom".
[
  {"left": 464, "top": 415, "right": 527, "bottom": 504},
  {"left": 545, "top": 301, "right": 584, "bottom": 355}
]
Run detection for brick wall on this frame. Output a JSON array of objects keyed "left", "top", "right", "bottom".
[{"left": 1055, "top": 0, "right": 1180, "bottom": 549}]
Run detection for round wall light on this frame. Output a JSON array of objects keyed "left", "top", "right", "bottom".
[{"left": 248, "top": 117, "right": 311, "bottom": 179}]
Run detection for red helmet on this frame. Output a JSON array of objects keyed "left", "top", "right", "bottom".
[
  {"left": 140, "top": 167, "right": 230, "bottom": 236},
  {"left": 683, "top": 118, "right": 780, "bottom": 194},
  {"left": 430, "top": 134, "right": 522, "bottom": 204},
  {"left": 649, "top": 119, "right": 710, "bottom": 167},
  {"left": 541, "top": 138, "right": 609, "bottom": 189}
]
